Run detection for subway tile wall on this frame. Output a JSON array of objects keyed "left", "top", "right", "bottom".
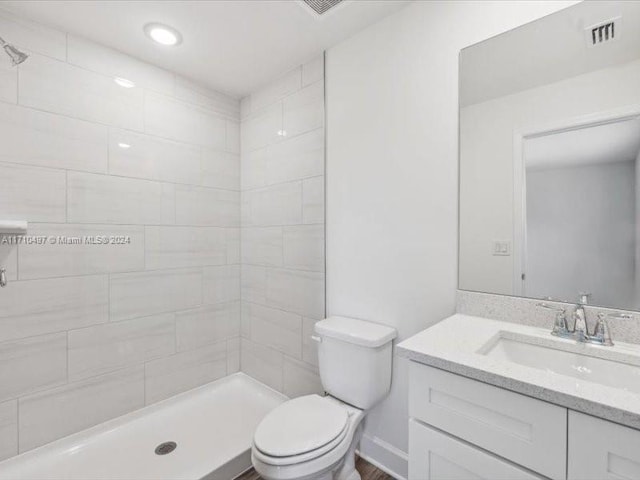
[
  {"left": 0, "top": 10, "right": 241, "bottom": 459},
  {"left": 239, "top": 57, "right": 326, "bottom": 397}
]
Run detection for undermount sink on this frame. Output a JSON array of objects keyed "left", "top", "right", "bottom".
[{"left": 480, "top": 332, "right": 640, "bottom": 394}]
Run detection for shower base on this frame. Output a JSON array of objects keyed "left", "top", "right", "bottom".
[{"left": 0, "top": 373, "right": 286, "bottom": 480}]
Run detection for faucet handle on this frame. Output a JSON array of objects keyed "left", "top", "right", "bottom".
[
  {"left": 593, "top": 312, "right": 631, "bottom": 346},
  {"left": 598, "top": 312, "right": 632, "bottom": 322},
  {"left": 537, "top": 303, "right": 568, "bottom": 335}
]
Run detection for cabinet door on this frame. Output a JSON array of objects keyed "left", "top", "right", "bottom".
[
  {"left": 569, "top": 411, "right": 640, "bottom": 480},
  {"left": 410, "top": 362, "right": 567, "bottom": 480},
  {"left": 409, "top": 419, "right": 546, "bottom": 480}
]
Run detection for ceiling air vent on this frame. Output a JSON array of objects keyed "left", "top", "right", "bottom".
[
  {"left": 586, "top": 17, "right": 620, "bottom": 47},
  {"left": 302, "top": 0, "right": 344, "bottom": 16}
]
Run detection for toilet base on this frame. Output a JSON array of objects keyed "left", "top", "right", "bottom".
[{"left": 334, "top": 423, "right": 363, "bottom": 480}]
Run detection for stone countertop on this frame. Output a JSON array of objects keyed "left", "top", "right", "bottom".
[{"left": 397, "top": 314, "right": 640, "bottom": 429}]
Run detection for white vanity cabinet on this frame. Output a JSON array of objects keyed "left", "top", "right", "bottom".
[
  {"left": 408, "top": 362, "right": 640, "bottom": 480},
  {"left": 409, "top": 420, "right": 545, "bottom": 480},
  {"left": 568, "top": 411, "right": 640, "bottom": 480}
]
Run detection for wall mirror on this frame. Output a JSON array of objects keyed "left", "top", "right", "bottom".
[{"left": 459, "top": 1, "right": 640, "bottom": 310}]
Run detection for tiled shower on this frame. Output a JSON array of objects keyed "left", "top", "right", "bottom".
[{"left": 0, "top": 9, "right": 324, "bottom": 461}]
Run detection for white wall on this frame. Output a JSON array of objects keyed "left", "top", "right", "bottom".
[
  {"left": 0, "top": 9, "right": 240, "bottom": 460},
  {"left": 326, "top": 1, "right": 579, "bottom": 477},
  {"left": 526, "top": 161, "right": 636, "bottom": 307}
]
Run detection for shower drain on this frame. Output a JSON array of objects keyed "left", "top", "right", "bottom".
[{"left": 155, "top": 441, "right": 177, "bottom": 455}]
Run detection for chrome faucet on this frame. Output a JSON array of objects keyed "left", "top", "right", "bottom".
[
  {"left": 537, "top": 300, "right": 631, "bottom": 346},
  {"left": 572, "top": 293, "right": 590, "bottom": 340}
]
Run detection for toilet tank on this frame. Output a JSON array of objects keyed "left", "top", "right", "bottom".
[{"left": 314, "top": 316, "right": 397, "bottom": 410}]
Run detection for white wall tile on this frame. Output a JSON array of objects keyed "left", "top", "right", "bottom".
[
  {"left": 0, "top": 10, "right": 66, "bottom": 60},
  {"left": 68, "top": 314, "right": 175, "bottom": 381},
  {"left": 251, "top": 67, "right": 302, "bottom": 112},
  {"left": 283, "top": 357, "right": 323, "bottom": 398},
  {"left": 145, "top": 342, "right": 227, "bottom": 404},
  {"left": 267, "top": 128, "right": 324, "bottom": 185},
  {"left": 302, "top": 56, "right": 324, "bottom": 87},
  {"left": 266, "top": 268, "right": 324, "bottom": 319},
  {"left": 0, "top": 275, "right": 108, "bottom": 342},
  {"left": 0, "top": 400, "right": 17, "bottom": 461},
  {"left": 0, "top": 62, "right": 17, "bottom": 104},
  {"left": 175, "top": 185, "right": 240, "bottom": 227},
  {"left": 176, "top": 302, "right": 240, "bottom": 352},
  {"left": 241, "top": 147, "right": 268, "bottom": 190},
  {"left": 241, "top": 103, "right": 282, "bottom": 152},
  {"left": 240, "top": 338, "right": 283, "bottom": 392},
  {"left": 19, "top": 224, "right": 145, "bottom": 279},
  {"left": 241, "top": 227, "right": 283, "bottom": 267},
  {"left": 201, "top": 149, "right": 239, "bottom": 191},
  {"left": 226, "top": 120, "right": 240, "bottom": 154},
  {"left": 67, "top": 35, "right": 175, "bottom": 96},
  {"left": 283, "top": 81, "right": 324, "bottom": 138},
  {"left": 241, "top": 303, "right": 251, "bottom": 338},
  {"left": 303, "top": 176, "right": 324, "bottom": 224},
  {"left": 108, "top": 129, "right": 201, "bottom": 185},
  {"left": 145, "top": 226, "right": 227, "bottom": 270},
  {"left": 283, "top": 225, "right": 324, "bottom": 272},
  {"left": 19, "top": 366, "right": 144, "bottom": 452},
  {"left": 302, "top": 317, "right": 319, "bottom": 366},
  {"left": 174, "top": 77, "right": 240, "bottom": 119},
  {"left": 0, "top": 103, "right": 108, "bottom": 173},
  {"left": 110, "top": 268, "right": 202, "bottom": 322},
  {"left": 19, "top": 54, "right": 144, "bottom": 131},
  {"left": 144, "top": 92, "right": 226, "bottom": 149},
  {"left": 0, "top": 333, "right": 66, "bottom": 402},
  {"left": 0, "top": 163, "right": 66, "bottom": 223},
  {"left": 226, "top": 228, "right": 240, "bottom": 264},
  {"left": 203, "top": 265, "right": 240, "bottom": 305},
  {"left": 242, "top": 181, "right": 302, "bottom": 226},
  {"left": 227, "top": 337, "right": 240, "bottom": 374},
  {"left": 67, "top": 172, "right": 174, "bottom": 225},
  {"left": 241, "top": 265, "right": 267, "bottom": 305},
  {"left": 245, "top": 302, "right": 302, "bottom": 358}
]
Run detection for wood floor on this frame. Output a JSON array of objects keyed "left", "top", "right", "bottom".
[{"left": 236, "top": 456, "right": 394, "bottom": 480}]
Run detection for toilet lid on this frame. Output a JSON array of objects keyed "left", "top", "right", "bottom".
[{"left": 254, "top": 395, "right": 349, "bottom": 458}]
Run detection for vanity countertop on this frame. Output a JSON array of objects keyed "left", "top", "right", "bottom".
[{"left": 397, "top": 314, "right": 640, "bottom": 429}]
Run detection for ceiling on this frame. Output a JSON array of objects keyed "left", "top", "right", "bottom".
[
  {"left": 460, "top": 1, "right": 640, "bottom": 107},
  {"left": 525, "top": 117, "right": 640, "bottom": 170},
  {"left": 0, "top": 0, "right": 410, "bottom": 98}
]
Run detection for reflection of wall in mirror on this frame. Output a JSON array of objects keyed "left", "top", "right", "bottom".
[
  {"left": 526, "top": 159, "right": 635, "bottom": 307},
  {"left": 459, "top": 58, "right": 640, "bottom": 297}
]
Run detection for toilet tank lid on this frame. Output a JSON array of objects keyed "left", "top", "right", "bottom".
[{"left": 315, "top": 316, "right": 397, "bottom": 347}]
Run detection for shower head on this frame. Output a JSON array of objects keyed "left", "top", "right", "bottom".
[{"left": 0, "top": 36, "right": 28, "bottom": 66}]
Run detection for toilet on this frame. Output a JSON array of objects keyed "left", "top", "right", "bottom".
[{"left": 251, "top": 316, "right": 397, "bottom": 480}]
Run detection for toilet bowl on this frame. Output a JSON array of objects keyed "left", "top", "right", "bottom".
[{"left": 251, "top": 317, "right": 397, "bottom": 480}]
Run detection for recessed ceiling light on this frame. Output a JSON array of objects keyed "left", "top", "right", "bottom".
[
  {"left": 114, "top": 77, "right": 135, "bottom": 88},
  {"left": 117, "top": 142, "right": 131, "bottom": 149},
  {"left": 144, "top": 23, "right": 182, "bottom": 46}
]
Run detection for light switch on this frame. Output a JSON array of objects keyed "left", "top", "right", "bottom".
[{"left": 492, "top": 241, "right": 511, "bottom": 256}]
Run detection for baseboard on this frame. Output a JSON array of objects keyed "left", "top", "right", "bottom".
[{"left": 358, "top": 434, "right": 408, "bottom": 480}]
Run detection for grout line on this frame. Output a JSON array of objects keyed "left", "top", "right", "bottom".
[{"left": 0, "top": 157, "right": 242, "bottom": 193}]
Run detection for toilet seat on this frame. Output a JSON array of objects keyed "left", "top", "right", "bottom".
[
  {"left": 253, "top": 395, "right": 349, "bottom": 464},
  {"left": 251, "top": 396, "right": 366, "bottom": 480}
]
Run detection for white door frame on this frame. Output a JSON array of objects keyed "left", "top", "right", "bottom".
[{"left": 512, "top": 104, "right": 640, "bottom": 297}]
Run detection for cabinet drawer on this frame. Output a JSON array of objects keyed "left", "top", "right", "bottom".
[
  {"left": 569, "top": 411, "right": 640, "bottom": 480},
  {"left": 409, "top": 362, "right": 566, "bottom": 480},
  {"left": 409, "top": 419, "right": 545, "bottom": 480}
]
